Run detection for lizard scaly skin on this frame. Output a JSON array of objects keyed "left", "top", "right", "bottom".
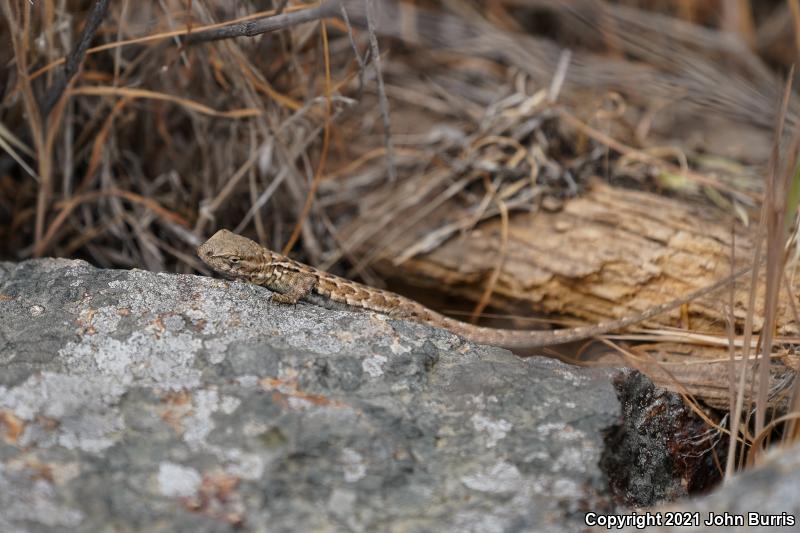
[{"left": 198, "top": 229, "right": 749, "bottom": 349}]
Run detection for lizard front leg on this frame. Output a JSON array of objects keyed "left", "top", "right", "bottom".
[{"left": 270, "top": 271, "right": 317, "bottom": 304}]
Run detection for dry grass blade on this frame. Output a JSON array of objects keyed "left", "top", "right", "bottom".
[
  {"left": 0, "top": 121, "right": 34, "bottom": 157},
  {"left": 725, "top": 68, "right": 798, "bottom": 476},
  {"left": 364, "top": 0, "right": 397, "bottom": 183},
  {"left": 754, "top": 72, "right": 799, "bottom": 440},
  {"left": 749, "top": 412, "right": 800, "bottom": 468},
  {"left": 0, "top": 120, "right": 38, "bottom": 180},
  {"left": 2, "top": 1, "right": 48, "bottom": 249},
  {"left": 31, "top": 188, "right": 189, "bottom": 258},
  {"left": 68, "top": 86, "right": 261, "bottom": 118},
  {"left": 282, "top": 12, "right": 333, "bottom": 255},
  {"left": 469, "top": 184, "right": 509, "bottom": 323}
]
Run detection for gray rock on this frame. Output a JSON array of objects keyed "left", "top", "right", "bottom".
[
  {"left": 621, "top": 442, "right": 800, "bottom": 533},
  {"left": 602, "top": 369, "right": 721, "bottom": 506},
  {"left": 0, "top": 259, "right": 651, "bottom": 531}
]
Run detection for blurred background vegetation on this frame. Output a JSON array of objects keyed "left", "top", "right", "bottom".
[{"left": 0, "top": 0, "right": 795, "bottom": 273}]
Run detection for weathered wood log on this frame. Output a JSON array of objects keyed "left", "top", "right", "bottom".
[{"left": 361, "top": 179, "right": 796, "bottom": 409}]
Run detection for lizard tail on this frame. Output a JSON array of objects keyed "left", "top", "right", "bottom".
[{"left": 438, "top": 265, "right": 751, "bottom": 349}]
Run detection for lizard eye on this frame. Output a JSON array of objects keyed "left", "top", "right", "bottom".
[{"left": 228, "top": 257, "right": 240, "bottom": 264}]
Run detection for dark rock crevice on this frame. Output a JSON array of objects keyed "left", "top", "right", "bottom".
[{"left": 601, "top": 369, "right": 726, "bottom": 508}]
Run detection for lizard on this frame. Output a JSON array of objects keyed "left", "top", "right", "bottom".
[{"left": 197, "top": 229, "right": 751, "bottom": 349}]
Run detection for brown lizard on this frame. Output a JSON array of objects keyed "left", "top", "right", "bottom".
[{"left": 198, "top": 229, "right": 750, "bottom": 349}]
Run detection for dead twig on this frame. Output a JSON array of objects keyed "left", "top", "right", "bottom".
[
  {"left": 364, "top": 0, "right": 397, "bottom": 183},
  {"left": 184, "top": 0, "right": 339, "bottom": 45},
  {"left": 42, "top": 0, "right": 111, "bottom": 116}
]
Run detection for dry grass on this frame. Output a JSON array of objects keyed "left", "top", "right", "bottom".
[{"left": 1, "top": 0, "right": 799, "bottom": 476}]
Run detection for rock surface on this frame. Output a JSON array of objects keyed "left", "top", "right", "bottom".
[
  {"left": 630, "top": 442, "right": 800, "bottom": 533},
  {"left": 0, "top": 259, "right": 623, "bottom": 532},
  {"left": 5, "top": 259, "right": 796, "bottom": 532}
]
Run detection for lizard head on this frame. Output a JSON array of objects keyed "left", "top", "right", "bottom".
[{"left": 197, "top": 229, "right": 265, "bottom": 280}]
